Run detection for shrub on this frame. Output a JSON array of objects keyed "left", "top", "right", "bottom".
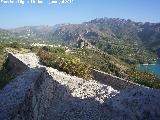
[
  {"left": 70, "top": 48, "right": 125, "bottom": 77},
  {"left": 9, "top": 42, "right": 21, "bottom": 50},
  {"left": 30, "top": 46, "right": 40, "bottom": 53},
  {"left": 42, "top": 46, "right": 65, "bottom": 53},
  {"left": 0, "top": 45, "right": 6, "bottom": 69},
  {"left": 0, "top": 43, "right": 15, "bottom": 89},
  {"left": 127, "top": 69, "right": 160, "bottom": 89},
  {"left": 37, "top": 47, "right": 92, "bottom": 80}
]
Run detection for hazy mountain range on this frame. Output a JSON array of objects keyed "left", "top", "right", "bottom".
[{"left": 0, "top": 17, "right": 160, "bottom": 64}]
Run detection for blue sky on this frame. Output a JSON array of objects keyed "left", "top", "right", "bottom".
[{"left": 0, "top": 0, "right": 160, "bottom": 28}]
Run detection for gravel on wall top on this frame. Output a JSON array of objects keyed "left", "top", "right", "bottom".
[{"left": 10, "top": 52, "right": 160, "bottom": 120}]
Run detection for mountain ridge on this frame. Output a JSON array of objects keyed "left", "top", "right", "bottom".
[{"left": 0, "top": 17, "right": 160, "bottom": 64}]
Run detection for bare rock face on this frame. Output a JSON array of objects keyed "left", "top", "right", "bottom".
[{"left": 102, "top": 87, "right": 160, "bottom": 120}]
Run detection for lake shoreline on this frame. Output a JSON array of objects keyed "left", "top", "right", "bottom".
[{"left": 137, "top": 60, "right": 160, "bottom": 78}]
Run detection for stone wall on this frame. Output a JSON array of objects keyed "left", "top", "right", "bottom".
[
  {"left": 7, "top": 53, "right": 29, "bottom": 76},
  {"left": 0, "top": 68, "right": 55, "bottom": 120},
  {"left": 0, "top": 53, "right": 56, "bottom": 120},
  {"left": 92, "top": 69, "right": 141, "bottom": 90},
  {"left": 0, "top": 53, "right": 142, "bottom": 120}
]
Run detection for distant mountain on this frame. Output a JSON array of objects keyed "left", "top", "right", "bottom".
[
  {"left": 51, "top": 18, "right": 160, "bottom": 63},
  {"left": 52, "top": 18, "right": 160, "bottom": 50},
  {"left": 0, "top": 17, "right": 160, "bottom": 64},
  {"left": 0, "top": 26, "right": 59, "bottom": 43},
  {"left": 11, "top": 26, "right": 54, "bottom": 37},
  {"left": 0, "top": 28, "right": 18, "bottom": 42},
  {"left": 138, "top": 22, "right": 160, "bottom": 55}
]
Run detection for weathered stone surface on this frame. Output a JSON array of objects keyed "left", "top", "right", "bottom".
[
  {"left": 15, "top": 68, "right": 55, "bottom": 120},
  {"left": 92, "top": 69, "right": 141, "bottom": 90},
  {"left": 0, "top": 68, "right": 43, "bottom": 120},
  {"left": 13, "top": 53, "right": 39, "bottom": 68},
  {"left": 8, "top": 53, "right": 29, "bottom": 76},
  {"left": 1, "top": 52, "right": 160, "bottom": 120},
  {"left": 44, "top": 67, "right": 118, "bottom": 120},
  {"left": 102, "top": 87, "right": 160, "bottom": 120}
]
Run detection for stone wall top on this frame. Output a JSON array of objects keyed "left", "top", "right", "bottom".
[{"left": 91, "top": 69, "right": 142, "bottom": 90}]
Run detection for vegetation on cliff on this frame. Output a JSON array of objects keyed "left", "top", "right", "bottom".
[
  {"left": 127, "top": 69, "right": 160, "bottom": 89},
  {"left": 38, "top": 47, "right": 92, "bottom": 80},
  {"left": 69, "top": 48, "right": 129, "bottom": 78},
  {"left": 36, "top": 46, "right": 160, "bottom": 88}
]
